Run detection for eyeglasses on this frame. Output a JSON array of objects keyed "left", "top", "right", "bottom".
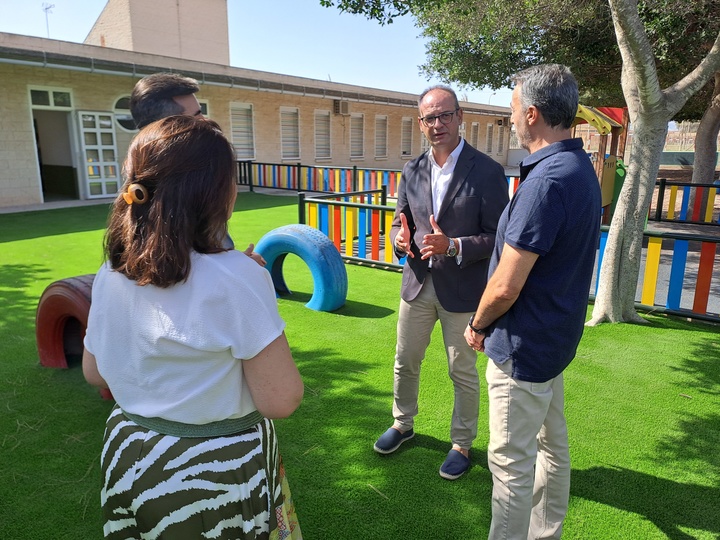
[{"left": 420, "top": 109, "right": 459, "bottom": 127}]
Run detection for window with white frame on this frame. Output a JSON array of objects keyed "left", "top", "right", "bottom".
[
  {"left": 401, "top": 117, "right": 413, "bottom": 157},
  {"left": 29, "top": 86, "right": 73, "bottom": 110},
  {"left": 470, "top": 122, "right": 479, "bottom": 148},
  {"left": 314, "top": 110, "right": 331, "bottom": 160},
  {"left": 375, "top": 115, "right": 388, "bottom": 158},
  {"left": 420, "top": 132, "right": 431, "bottom": 153},
  {"left": 459, "top": 121, "right": 466, "bottom": 140},
  {"left": 497, "top": 125, "right": 505, "bottom": 154},
  {"left": 230, "top": 103, "right": 255, "bottom": 160},
  {"left": 113, "top": 96, "right": 137, "bottom": 132},
  {"left": 486, "top": 123, "right": 495, "bottom": 154},
  {"left": 350, "top": 113, "right": 364, "bottom": 159},
  {"left": 280, "top": 107, "right": 300, "bottom": 160}
]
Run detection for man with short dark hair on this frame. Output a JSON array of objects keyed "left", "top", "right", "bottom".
[
  {"left": 130, "top": 73, "right": 202, "bottom": 129},
  {"left": 373, "top": 84, "right": 509, "bottom": 481},
  {"left": 129, "top": 72, "right": 264, "bottom": 265},
  {"left": 465, "top": 64, "right": 601, "bottom": 539}
]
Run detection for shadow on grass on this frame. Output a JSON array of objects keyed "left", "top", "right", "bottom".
[
  {"left": 572, "top": 465, "right": 719, "bottom": 539},
  {"left": 572, "top": 326, "right": 720, "bottom": 539},
  {"left": 284, "top": 345, "right": 493, "bottom": 538},
  {"left": 0, "top": 205, "right": 112, "bottom": 243},
  {"left": 232, "top": 191, "right": 298, "bottom": 211},
  {"left": 0, "top": 192, "right": 295, "bottom": 243},
  {"left": 0, "top": 264, "right": 52, "bottom": 345},
  {"left": 278, "top": 290, "right": 395, "bottom": 319}
]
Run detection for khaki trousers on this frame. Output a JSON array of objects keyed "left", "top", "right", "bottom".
[
  {"left": 392, "top": 274, "right": 479, "bottom": 448},
  {"left": 486, "top": 359, "right": 570, "bottom": 540}
]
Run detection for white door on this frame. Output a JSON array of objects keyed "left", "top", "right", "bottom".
[{"left": 77, "top": 111, "right": 121, "bottom": 198}]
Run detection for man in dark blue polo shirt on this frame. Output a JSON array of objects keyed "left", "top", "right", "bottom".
[{"left": 465, "top": 64, "right": 601, "bottom": 539}]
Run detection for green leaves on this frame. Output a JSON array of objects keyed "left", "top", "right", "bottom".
[{"left": 320, "top": 0, "right": 719, "bottom": 116}]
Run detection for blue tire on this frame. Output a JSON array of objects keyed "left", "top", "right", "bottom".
[{"left": 255, "top": 225, "right": 348, "bottom": 312}]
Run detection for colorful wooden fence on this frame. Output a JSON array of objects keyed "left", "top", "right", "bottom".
[
  {"left": 299, "top": 189, "right": 401, "bottom": 271},
  {"left": 650, "top": 179, "right": 720, "bottom": 226},
  {"left": 299, "top": 191, "right": 719, "bottom": 322},
  {"left": 238, "top": 161, "right": 403, "bottom": 197},
  {"left": 592, "top": 227, "right": 720, "bottom": 323}
]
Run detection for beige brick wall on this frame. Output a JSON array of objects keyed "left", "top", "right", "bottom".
[
  {"left": 85, "top": 0, "right": 229, "bottom": 65},
  {"left": 0, "top": 63, "right": 509, "bottom": 209},
  {"left": 205, "top": 87, "right": 508, "bottom": 170},
  {"left": 84, "top": 0, "right": 133, "bottom": 51},
  {"left": 0, "top": 64, "right": 44, "bottom": 206}
]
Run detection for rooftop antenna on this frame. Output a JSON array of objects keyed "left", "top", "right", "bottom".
[{"left": 42, "top": 3, "right": 55, "bottom": 38}]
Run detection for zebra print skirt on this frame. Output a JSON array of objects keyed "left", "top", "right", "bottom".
[{"left": 100, "top": 406, "right": 302, "bottom": 540}]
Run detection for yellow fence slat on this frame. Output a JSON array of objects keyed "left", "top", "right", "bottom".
[
  {"left": 704, "top": 188, "right": 717, "bottom": 223},
  {"left": 308, "top": 202, "right": 318, "bottom": 228},
  {"left": 345, "top": 205, "right": 356, "bottom": 257},
  {"left": 666, "top": 185, "right": 678, "bottom": 220},
  {"left": 384, "top": 211, "right": 394, "bottom": 263},
  {"left": 641, "top": 236, "right": 662, "bottom": 305}
]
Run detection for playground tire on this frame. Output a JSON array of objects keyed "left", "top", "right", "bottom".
[
  {"left": 255, "top": 224, "right": 348, "bottom": 312},
  {"left": 35, "top": 274, "right": 95, "bottom": 369}
]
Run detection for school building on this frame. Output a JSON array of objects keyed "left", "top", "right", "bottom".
[{"left": 0, "top": 0, "right": 511, "bottom": 210}]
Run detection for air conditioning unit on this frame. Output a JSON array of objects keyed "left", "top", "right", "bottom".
[
  {"left": 499, "top": 118, "right": 510, "bottom": 127},
  {"left": 333, "top": 99, "right": 350, "bottom": 115}
]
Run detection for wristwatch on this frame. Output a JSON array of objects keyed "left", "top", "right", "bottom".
[
  {"left": 468, "top": 317, "right": 485, "bottom": 334},
  {"left": 445, "top": 237, "right": 457, "bottom": 257}
]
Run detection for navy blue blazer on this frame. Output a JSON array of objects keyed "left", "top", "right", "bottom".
[{"left": 391, "top": 140, "right": 509, "bottom": 312}]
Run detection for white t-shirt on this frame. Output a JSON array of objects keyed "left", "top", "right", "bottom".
[{"left": 84, "top": 250, "right": 285, "bottom": 424}]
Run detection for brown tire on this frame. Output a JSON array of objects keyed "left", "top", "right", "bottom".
[{"left": 35, "top": 274, "right": 95, "bottom": 369}]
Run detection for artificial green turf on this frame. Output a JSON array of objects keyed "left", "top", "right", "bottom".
[{"left": 1, "top": 192, "right": 719, "bottom": 539}]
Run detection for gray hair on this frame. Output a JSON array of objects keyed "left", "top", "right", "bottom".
[
  {"left": 512, "top": 64, "right": 578, "bottom": 129},
  {"left": 418, "top": 84, "right": 460, "bottom": 111}
]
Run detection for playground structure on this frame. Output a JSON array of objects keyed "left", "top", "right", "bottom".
[
  {"left": 35, "top": 105, "right": 720, "bottom": 381},
  {"left": 572, "top": 105, "right": 628, "bottom": 224}
]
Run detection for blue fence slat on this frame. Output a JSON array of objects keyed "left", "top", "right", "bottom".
[
  {"left": 358, "top": 209, "right": 367, "bottom": 258},
  {"left": 319, "top": 204, "right": 329, "bottom": 236},
  {"left": 679, "top": 186, "right": 690, "bottom": 220},
  {"left": 666, "top": 239, "right": 689, "bottom": 310},
  {"left": 595, "top": 230, "right": 609, "bottom": 295}
]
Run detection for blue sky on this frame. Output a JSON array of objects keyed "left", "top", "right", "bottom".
[{"left": 0, "top": 0, "right": 513, "bottom": 106}]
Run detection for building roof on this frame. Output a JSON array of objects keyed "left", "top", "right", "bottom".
[{"left": 0, "top": 31, "right": 510, "bottom": 117}]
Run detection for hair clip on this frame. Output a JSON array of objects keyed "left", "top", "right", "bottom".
[{"left": 122, "top": 183, "right": 149, "bottom": 205}]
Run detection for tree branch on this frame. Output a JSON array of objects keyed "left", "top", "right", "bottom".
[
  {"left": 665, "top": 31, "right": 720, "bottom": 110},
  {"left": 608, "top": 0, "right": 663, "bottom": 109}
]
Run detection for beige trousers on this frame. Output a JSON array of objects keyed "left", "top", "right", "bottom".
[
  {"left": 486, "top": 359, "right": 570, "bottom": 540},
  {"left": 392, "top": 274, "right": 479, "bottom": 449}
]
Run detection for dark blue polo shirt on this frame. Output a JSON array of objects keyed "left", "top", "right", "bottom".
[{"left": 483, "top": 138, "right": 601, "bottom": 382}]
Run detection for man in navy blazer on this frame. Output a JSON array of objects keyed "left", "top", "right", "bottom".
[{"left": 373, "top": 85, "right": 509, "bottom": 480}]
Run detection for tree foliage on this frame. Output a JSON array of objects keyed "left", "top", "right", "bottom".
[
  {"left": 321, "top": 0, "right": 720, "bottom": 119},
  {"left": 322, "top": 0, "right": 720, "bottom": 325}
]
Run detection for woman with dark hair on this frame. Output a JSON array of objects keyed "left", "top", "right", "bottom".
[{"left": 82, "top": 115, "right": 304, "bottom": 539}]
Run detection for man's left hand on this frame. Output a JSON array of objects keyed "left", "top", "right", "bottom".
[
  {"left": 420, "top": 214, "right": 451, "bottom": 260},
  {"left": 464, "top": 325, "right": 485, "bottom": 352}
]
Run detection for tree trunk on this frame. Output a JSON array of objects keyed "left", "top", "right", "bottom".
[
  {"left": 690, "top": 72, "right": 720, "bottom": 189},
  {"left": 587, "top": 0, "right": 720, "bottom": 325},
  {"left": 588, "top": 114, "right": 669, "bottom": 325}
]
